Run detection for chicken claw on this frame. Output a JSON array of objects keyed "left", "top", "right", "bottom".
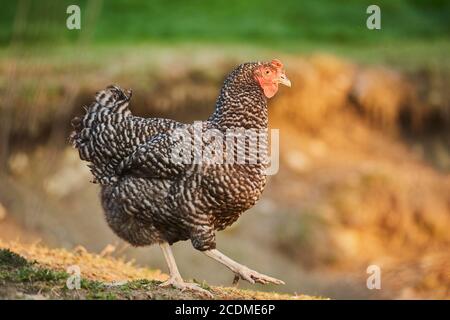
[
  {"left": 234, "top": 266, "right": 285, "bottom": 285},
  {"left": 204, "top": 249, "right": 285, "bottom": 286},
  {"left": 160, "top": 277, "right": 214, "bottom": 298}
]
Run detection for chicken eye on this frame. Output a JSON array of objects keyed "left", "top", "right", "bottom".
[{"left": 264, "top": 69, "right": 271, "bottom": 75}]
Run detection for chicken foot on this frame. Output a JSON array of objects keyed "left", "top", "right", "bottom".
[
  {"left": 204, "top": 249, "right": 285, "bottom": 285},
  {"left": 159, "top": 242, "right": 213, "bottom": 298}
]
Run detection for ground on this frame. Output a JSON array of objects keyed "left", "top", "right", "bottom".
[{"left": 0, "top": 241, "right": 325, "bottom": 300}]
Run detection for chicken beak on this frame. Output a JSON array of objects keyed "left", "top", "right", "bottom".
[{"left": 278, "top": 73, "right": 291, "bottom": 87}]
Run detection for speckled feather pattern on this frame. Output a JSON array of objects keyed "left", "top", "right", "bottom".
[{"left": 70, "top": 62, "right": 270, "bottom": 251}]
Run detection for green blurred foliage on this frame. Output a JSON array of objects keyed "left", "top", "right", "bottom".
[{"left": 0, "top": 0, "right": 448, "bottom": 47}]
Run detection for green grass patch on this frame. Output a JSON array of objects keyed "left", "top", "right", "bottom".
[
  {"left": 1, "top": 0, "right": 448, "bottom": 48},
  {"left": 0, "top": 249, "right": 29, "bottom": 268},
  {"left": 0, "top": 249, "right": 68, "bottom": 283}
]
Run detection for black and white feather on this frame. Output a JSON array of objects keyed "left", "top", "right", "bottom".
[{"left": 70, "top": 62, "right": 269, "bottom": 251}]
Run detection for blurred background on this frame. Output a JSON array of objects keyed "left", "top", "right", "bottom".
[{"left": 0, "top": 0, "right": 449, "bottom": 299}]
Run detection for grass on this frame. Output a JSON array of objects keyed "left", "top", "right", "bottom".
[
  {"left": 0, "top": 244, "right": 325, "bottom": 300},
  {"left": 0, "top": 0, "right": 448, "bottom": 75},
  {"left": 0, "top": 249, "right": 66, "bottom": 283},
  {"left": 1, "top": 0, "right": 448, "bottom": 47},
  {"left": 0, "top": 0, "right": 447, "bottom": 85},
  {"left": 0, "top": 248, "right": 28, "bottom": 267}
]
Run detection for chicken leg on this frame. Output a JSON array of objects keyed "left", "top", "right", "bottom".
[
  {"left": 204, "top": 249, "right": 285, "bottom": 285},
  {"left": 159, "top": 242, "right": 213, "bottom": 297}
]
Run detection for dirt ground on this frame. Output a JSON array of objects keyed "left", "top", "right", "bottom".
[{"left": 0, "top": 241, "right": 323, "bottom": 300}]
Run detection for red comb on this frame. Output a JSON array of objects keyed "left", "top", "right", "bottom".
[{"left": 270, "top": 59, "right": 283, "bottom": 68}]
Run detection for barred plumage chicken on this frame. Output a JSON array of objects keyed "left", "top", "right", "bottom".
[{"left": 70, "top": 59, "right": 291, "bottom": 296}]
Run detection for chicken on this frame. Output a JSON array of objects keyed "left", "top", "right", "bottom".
[{"left": 69, "top": 59, "right": 291, "bottom": 297}]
